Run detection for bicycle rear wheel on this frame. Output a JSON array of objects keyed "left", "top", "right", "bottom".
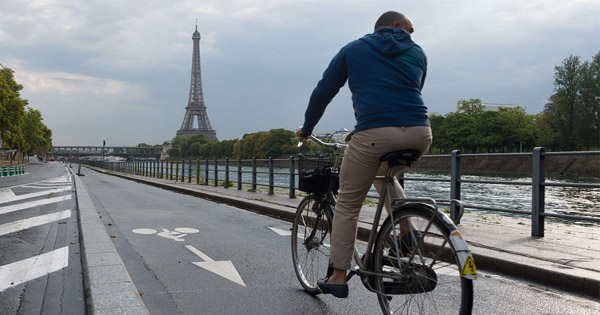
[
  {"left": 373, "top": 204, "right": 473, "bottom": 315},
  {"left": 291, "top": 194, "right": 333, "bottom": 294}
]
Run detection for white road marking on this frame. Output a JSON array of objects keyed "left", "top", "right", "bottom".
[
  {"left": 269, "top": 226, "right": 329, "bottom": 247},
  {"left": 156, "top": 229, "right": 188, "bottom": 242},
  {"left": 21, "top": 185, "right": 68, "bottom": 189},
  {"left": 185, "top": 245, "right": 246, "bottom": 287},
  {"left": 174, "top": 228, "right": 199, "bottom": 234},
  {"left": 0, "top": 247, "right": 69, "bottom": 292},
  {"left": 268, "top": 227, "right": 291, "bottom": 236},
  {"left": 0, "top": 195, "right": 72, "bottom": 215},
  {"left": 132, "top": 228, "right": 158, "bottom": 235},
  {"left": 43, "top": 176, "right": 71, "bottom": 184},
  {"left": 0, "top": 190, "right": 17, "bottom": 201},
  {"left": 2, "top": 175, "right": 71, "bottom": 191},
  {"left": 0, "top": 187, "right": 71, "bottom": 205},
  {"left": 0, "top": 210, "right": 71, "bottom": 237},
  {"left": 434, "top": 265, "right": 461, "bottom": 277}
]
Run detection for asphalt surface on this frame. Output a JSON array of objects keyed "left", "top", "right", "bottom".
[
  {"left": 2, "top": 161, "right": 597, "bottom": 314},
  {"left": 75, "top": 165, "right": 600, "bottom": 314}
]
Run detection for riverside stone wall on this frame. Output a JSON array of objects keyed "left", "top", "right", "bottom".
[{"left": 413, "top": 154, "right": 599, "bottom": 177}]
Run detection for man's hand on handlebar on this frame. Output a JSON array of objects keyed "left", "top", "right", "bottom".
[{"left": 296, "top": 127, "right": 311, "bottom": 140}]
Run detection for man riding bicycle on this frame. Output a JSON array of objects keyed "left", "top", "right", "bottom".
[{"left": 296, "top": 11, "right": 432, "bottom": 298}]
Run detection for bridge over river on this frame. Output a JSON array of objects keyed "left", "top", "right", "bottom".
[{"left": 51, "top": 145, "right": 163, "bottom": 160}]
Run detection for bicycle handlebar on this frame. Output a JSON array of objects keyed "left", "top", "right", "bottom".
[{"left": 298, "top": 135, "right": 348, "bottom": 149}]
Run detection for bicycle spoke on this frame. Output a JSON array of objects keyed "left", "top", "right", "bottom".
[
  {"left": 292, "top": 195, "right": 332, "bottom": 294},
  {"left": 373, "top": 206, "right": 472, "bottom": 315}
]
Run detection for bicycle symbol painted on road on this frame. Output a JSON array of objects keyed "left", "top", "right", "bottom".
[{"left": 132, "top": 227, "right": 199, "bottom": 242}]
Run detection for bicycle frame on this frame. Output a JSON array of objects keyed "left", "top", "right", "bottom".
[{"left": 302, "top": 135, "right": 476, "bottom": 298}]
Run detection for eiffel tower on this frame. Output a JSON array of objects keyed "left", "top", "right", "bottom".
[{"left": 177, "top": 24, "right": 218, "bottom": 141}]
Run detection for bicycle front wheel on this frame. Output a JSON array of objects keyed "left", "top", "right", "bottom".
[
  {"left": 291, "top": 194, "right": 333, "bottom": 294},
  {"left": 373, "top": 204, "right": 473, "bottom": 315}
]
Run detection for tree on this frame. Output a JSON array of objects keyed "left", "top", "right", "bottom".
[
  {"left": 188, "top": 142, "right": 203, "bottom": 156},
  {"left": 477, "top": 110, "right": 503, "bottom": 152},
  {"left": 429, "top": 113, "right": 448, "bottom": 153},
  {"left": 22, "top": 107, "right": 51, "bottom": 157},
  {"left": 534, "top": 111, "right": 557, "bottom": 150},
  {"left": 456, "top": 98, "right": 485, "bottom": 116},
  {"left": 259, "top": 128, "right": 297, "bottom": 158},
  {"left": 429, "top": 99, "right": 537, "bottom": 153},
  {"left": 552, "top": 55, "right": 582, "bottom": 150},
  {"left": 575, "top": 52, "right": 600, "bottom": 149},
  {"left": 545, "top": 52, "right": 600, "bottom": 150},
  {"left": 234, "top": 131, "right": 268, "bottom": 158},
  {"left": 167, "top": 147, "right": 181, "bottom": 157},
  {"left": 168, "top": 134, "right": 210, "bottom": 157},
  {"left": 0, "top": 65, "right": 27, "bottom": 151},
  {"left": 496, "top": 107, "right": 535, "bottom": 152},
  {"left": 41, "top": 125, "right": 52, "bottom": 152},
  {"left": 455, "top": 99, "right": 485, "bottom": 152},
  {"left": 444, "top": 111, "right": 475, "bottom": 153}
]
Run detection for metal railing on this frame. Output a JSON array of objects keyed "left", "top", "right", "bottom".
[
  {"left": 407, "top": 148, "right": 600, "bottom": 237},
  {"left": 75, "top": 147, "right": 599, "bottom": 237}
]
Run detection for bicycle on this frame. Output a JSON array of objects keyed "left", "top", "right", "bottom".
[{"left": 291, "top": 135, "right": 477, "bottom": 315}]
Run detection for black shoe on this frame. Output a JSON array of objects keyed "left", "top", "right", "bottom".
[
  {"left": 394, "top": 230, "right": 423, "bottom": 256},
  {"left": 317, "top": 278, "right": 349, "bottom": 298}
]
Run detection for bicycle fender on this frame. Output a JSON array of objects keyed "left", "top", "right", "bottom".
[{"left": 439, "top": 212, "right": 478, "bottom": 280}]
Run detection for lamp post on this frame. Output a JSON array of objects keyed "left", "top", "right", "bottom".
[{"left": 102, "top": 140, "right": 106, "bottom": 162}]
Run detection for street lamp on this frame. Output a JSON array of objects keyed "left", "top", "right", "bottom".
[{"left": 102, "top": 140, "right": 106, "bottom": 162}]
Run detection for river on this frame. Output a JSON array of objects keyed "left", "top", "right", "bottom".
[{"left": 150, "top": 162, "right": 599, "bottom": 224}]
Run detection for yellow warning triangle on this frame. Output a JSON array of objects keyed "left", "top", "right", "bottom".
[{"left": 461, "top": 256, "right": 477, "bottom": 277}]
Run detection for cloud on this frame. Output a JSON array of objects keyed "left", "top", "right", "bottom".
[{"left": 1, "top": 0, "right": 598, "bottom": 145}]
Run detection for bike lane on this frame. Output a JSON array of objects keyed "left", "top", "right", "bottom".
[{"left": 78, "top": 166, "right": 382, "bottom": 314}]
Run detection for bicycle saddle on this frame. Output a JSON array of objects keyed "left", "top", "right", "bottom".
[{"left": 379, "top": 150, "right": 421, "bottom": 168}]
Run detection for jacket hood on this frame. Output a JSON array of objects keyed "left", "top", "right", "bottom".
[{"left": 359, "top": 27, "right": 415, "bottom": 56}]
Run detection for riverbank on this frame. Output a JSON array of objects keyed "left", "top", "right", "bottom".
[
  {"left": 165, "top": 153, "right": 599, "bottom": 178},
  {"left": 413, "top": 154, "right": 599, "bottom": 177}
]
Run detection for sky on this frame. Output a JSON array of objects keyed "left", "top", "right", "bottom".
[{"left": 1, "top": 0, "right": 599, "bottom": 146}]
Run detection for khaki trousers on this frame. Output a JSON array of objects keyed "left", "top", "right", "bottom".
[{"left": 330, "top": 126, "right": 432, "bottom": 269}]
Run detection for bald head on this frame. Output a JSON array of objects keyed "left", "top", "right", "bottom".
[{"left": 374, "top": 11, "right": 413, "bottom": 34}]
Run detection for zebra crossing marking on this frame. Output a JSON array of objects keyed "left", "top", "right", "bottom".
[
  {"left": 0, "top": 172, "right": 73, "bottom": 293},
  {"left": 0, "top": 210, "right": 72, "bottom": 237},
  {"left": 0, "top": 195, "right": 72, "bottom": 216},
  {"left": 0, "top": 247, "right": 69, "bottom": 292},
  {"left": 0, "top": 187, "right": 72, "bottom": 205}
]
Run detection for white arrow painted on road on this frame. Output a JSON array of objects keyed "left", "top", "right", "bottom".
[
  {"left": 269, "top": 226, "right": 330, "bottom": 248},
  {"left": 185, "top": 245, "right": 246, "bottom": 287}
]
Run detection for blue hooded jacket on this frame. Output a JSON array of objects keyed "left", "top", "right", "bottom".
[{"left": 302, "top": 27, "right": 429, "bottom": 134}]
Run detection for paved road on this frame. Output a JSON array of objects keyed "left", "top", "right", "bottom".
[
  {"left": 0, "top": 160, "right": 84, "bottom": 314},
  {"left": 79, "top": 166, "right": 599, "bottom": 314}
]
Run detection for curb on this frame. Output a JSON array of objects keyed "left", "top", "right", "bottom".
[
  {"left": 70, "top": 168, "right": 150, "bottom": 315},
  {"left": 469, "top": 246, "right": 599, "bottom": 298},
  {"left": 83, "top": 166, "right": 600, "bottom": 299}
]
